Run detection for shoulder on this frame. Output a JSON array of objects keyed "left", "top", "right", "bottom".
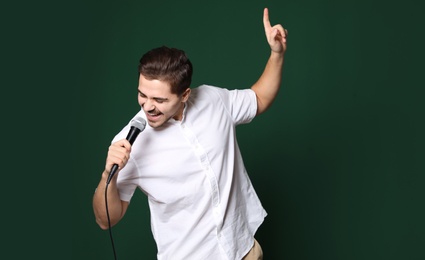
[
  {"left": 190, "top": 85, "right": 255, "bottom": 102},
  {"left": 188, "top": 85, "right": 257, "bottom": 123},
  {"left": 191, "top": 84, "right": 225, "bottom": 97}
]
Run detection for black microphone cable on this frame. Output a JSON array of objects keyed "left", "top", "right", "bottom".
[
  {"left": 103, "top": 117, "right": 146, "bottom": 260},
  {"left": 105, "top": 179, "right": 118, "bottom": 260}
]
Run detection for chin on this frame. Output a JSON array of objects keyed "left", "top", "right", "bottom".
[{"left": 147, "top": 119, "right": 166, "bottom": 129}]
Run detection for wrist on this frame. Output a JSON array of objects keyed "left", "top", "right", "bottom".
[
  {"left": 270, "top": 50, "right": 284, "bottom": 58},
  {"left": 269, "top": 51, "right": 284, "bottom": 65},
  {"left": 102, "top": 170, "right": 110, "bottom": 180}
]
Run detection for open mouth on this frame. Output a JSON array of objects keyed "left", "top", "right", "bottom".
[{"left": 146, "top": 111, "right": 162, "bottom": 121}]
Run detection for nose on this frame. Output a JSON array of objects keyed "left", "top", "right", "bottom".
[{"left": 143, "top": 98, "right": 155, "bottom": 112}]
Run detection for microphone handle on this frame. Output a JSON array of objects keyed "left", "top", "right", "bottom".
[
  {"left": 126, "top": 126, "right": 141, "bottom": 145},
  {"left": 106, "top": 164, "right": 119, "bottom": 184},
  {"left": 106, "top": 126, "right": 142, "bottom": 184}
]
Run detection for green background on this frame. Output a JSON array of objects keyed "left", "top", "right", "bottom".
[{"left": 64, "top": 0, "right": 424, "bottom": 259}]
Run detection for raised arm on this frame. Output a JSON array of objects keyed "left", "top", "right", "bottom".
[{"left": 251, "top": 8, "right": 288, "bottom": 115}]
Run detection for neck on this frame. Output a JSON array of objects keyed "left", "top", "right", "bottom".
[{"left": 172, "top": 103, "right": 186, "bottom": 121}]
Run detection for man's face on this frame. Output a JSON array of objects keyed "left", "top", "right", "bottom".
[{"left": 138, "top": 74, "right": 190, "bottom": 128}]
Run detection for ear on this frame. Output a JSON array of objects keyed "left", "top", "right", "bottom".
[{"left": 182, "top": 88, "right": 191, "bottom": 102}]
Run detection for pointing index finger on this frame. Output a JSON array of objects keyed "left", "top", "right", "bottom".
[{"left": 263, "top": 7, "right": 271, "bottom": 30}]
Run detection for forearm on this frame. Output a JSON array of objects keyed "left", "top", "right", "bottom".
[
  {"left": 92, "top": 171, "right": 125, "bottom": 229},
  {"left": 251, "top": 51, "right": 284, "bottom": 115}
]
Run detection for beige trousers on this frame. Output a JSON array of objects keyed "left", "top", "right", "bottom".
[{"left": 242, "top": 239, "right": 263, "bottom": 260}]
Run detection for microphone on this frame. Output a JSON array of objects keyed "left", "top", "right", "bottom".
[{"left": 106, "top": 117, "right": 147, "bottom": 184}]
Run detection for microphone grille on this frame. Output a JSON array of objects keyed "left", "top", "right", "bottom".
[{"left": 130, "top": 117, "right": 147, "bottom": 131}]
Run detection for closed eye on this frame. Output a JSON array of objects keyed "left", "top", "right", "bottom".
[
  {"left": 154, "top": 98, "right": 167, "bottom": 103},
  {"left": 138, "top": 91, "right": 168, "bottom": 103}
]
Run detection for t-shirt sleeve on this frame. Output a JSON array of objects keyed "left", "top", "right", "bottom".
[
  {"left": 208, "top": 86, "right": 257, "bottom": 125},
  {"left": 228, "top": 88, "right": 257, "bottom": 125},
  {"left": 116, "top": 157, "right": 138, "bottom": 202}
]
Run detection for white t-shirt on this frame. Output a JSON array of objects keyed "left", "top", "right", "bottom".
[{"left": 113, "top": 85, "right": 267, "bottom": 260}]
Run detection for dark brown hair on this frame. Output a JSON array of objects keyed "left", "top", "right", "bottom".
[{"left": 138, "top": 46, "right": 193, "bottom": 95}]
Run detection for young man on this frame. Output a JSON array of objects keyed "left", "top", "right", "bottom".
[{"left": 93, "top": 8, "right": 287, "bottom": 260}]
